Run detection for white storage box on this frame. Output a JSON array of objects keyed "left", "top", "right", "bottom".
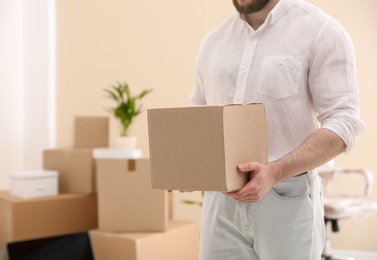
[
  {"left": 93, "top": 148, "right": 142, "bottom": 159},
  {"left": 10, "top": 170, "right": 59, "bottom": 199}
]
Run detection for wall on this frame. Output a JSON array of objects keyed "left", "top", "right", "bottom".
[
  {"left": 56, "top": 0, "right": 377, "bottom": 251},
  {"left": 0, "top": 0, "right": 55, "bottom": 190},
  {"left": 55, "top": 0, "right": 235, "bottom": 148},
  {"left": 0, "top": 0, "right": 24, "bottom": 190},
  {"left": 22, "top": 0, "right": 56, "bottom": 169}
]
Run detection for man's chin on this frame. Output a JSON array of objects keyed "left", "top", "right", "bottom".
[{"left": 234, "top": 0, "right": 271, "bottom": 14}]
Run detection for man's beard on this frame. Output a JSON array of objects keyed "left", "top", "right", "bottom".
[{"left": 233, "top": 0, "right": 271, "bottom": 14}]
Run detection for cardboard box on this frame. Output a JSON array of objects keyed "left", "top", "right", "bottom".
[
  {"left": 96, "top": 159, "right": 168, "bottom": 232},
  {"left": 43, "top": 148, "right": 95, "bottom": 193},
  {"left": 0, "top": 191, "right": 97, "bottom": 246},
  {"left": 148, "top": 104, "right": 268, "bottom": 192},
  {"left": 74, "top": 116, "right": 109, "bottom": 148},
  {"left": 89, "top": 220, "right": 200, "bottom": 260},
  {"left": 10, "top": 170, "right": 59, "bottom": 199}
]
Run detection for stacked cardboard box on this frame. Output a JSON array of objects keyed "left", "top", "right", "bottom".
[
  {"left": 96, "top": 158, "right": 168, "bottom": 232},
  {"left": 42, "top": 116, "right": 110, "bottom": 194},
  {"left": 0, "top": 191, "right": 97, "bottom": 246},
  {"left": 89, "top": 220, "right": 200, "bottom": 260},
  {"left": 92, "top": 155, "right": 199, "bottom": 259},
  {"left": 0, "top": 116, "right": 108, "bottom": 258},
  {"left": 74, "top": 116, "right": 109, "bottom": 149},
  {"left": 1, "top": 115, "right": 201, "bottom": 259},
  {"left": 43, "top": 148, "right": 96, "bottom": 193}
]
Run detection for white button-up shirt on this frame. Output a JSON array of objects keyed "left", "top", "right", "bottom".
[{"left": 189, "top": 0, "right": 365, "bottom": 162}]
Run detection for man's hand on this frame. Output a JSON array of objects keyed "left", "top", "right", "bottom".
[
  {"left": 224, "top": 162, "right": 281, "bottom": 203},
  {"left": 224, "top": 129, "right": 347, "bottom": 204}
]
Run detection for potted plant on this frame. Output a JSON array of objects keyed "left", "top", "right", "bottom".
[{"left": 103, "top": 81, "right": 152, "bottom": 149}]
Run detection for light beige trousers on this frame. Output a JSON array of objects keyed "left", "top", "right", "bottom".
[{"left": 199, "top": 170, "right": 326, "bottom": 260}]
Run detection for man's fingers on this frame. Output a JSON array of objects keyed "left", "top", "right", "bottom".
[
  {"left": 237, "top": 161, "right": 260, "bottom": 172},
  {"left": 225, "top": 182, "right": 258, "bottom": 200},
  {"left": 224, "top": 174, "right": 267, "bottom": 203},
  {"left": 224, "top": 191, "right": 261, "bottom": 203}
]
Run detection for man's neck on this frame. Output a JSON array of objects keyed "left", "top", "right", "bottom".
[{"left": 245, "top": 0, "right": 279, "bottom": 30}]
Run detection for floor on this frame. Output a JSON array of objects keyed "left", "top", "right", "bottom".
[
  {"left": 1, "top": 249, "right": 377, "bottom": 259},
  {"left": 330, "top": 249, "right": 377, "bottom": 260}
]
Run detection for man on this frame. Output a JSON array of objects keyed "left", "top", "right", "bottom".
[{"left": 189, "top": 0, "right": 365, "bottom": 259}]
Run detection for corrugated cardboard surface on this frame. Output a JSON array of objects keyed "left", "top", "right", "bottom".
[
  {"left": 0, "top": 191, "right": 97, "bottom": 246},
  {"left": 74, "top": 116, "right": 109, "bottom": 149},
  {"left": 43, "top": 148, "right": 96, "bottom": 193},
  {"left": 148, "top": 104, "right": 267, "bottom": 192},
  {"left": 89, "top": 220, "right": 200, "bottom": 260},
  {"left": 96, "top": 158, "right": 168, "bottom": 232},
  {"left": 223, "top": 104, "right": 268, "bottom": 190}
]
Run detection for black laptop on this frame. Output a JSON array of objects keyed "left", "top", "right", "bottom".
[{"left": 7, "top": 232, "right": 93, "bottom": 260}]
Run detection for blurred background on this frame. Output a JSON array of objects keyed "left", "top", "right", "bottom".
[{"left": 0, "top": 0, "right": 376, "bottom": 253}]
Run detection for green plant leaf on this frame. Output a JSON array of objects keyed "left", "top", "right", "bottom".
[
  {"left": 181, "top": 200, "right": 203, "bottom": 207},
  {"left": 103, "top": 88, "right": 119, "bottom": 102},
  {"left": 180, "top": 191, "right": 204, "bottom": 208},
  {"left": 102, "top": 81, "right": 153, "bottom": 136},
  {"left": 113, "top": 84, "right": 124, "bottom": 102},
  {"left": 122, "top": 82, "right": 130, "bottom": 98},
  {"left": 137, "top": 89, "right": 153, "bottom": 99}
]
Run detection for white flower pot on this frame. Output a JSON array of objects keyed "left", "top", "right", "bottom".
[{"left": 114, "top": 136, "right": 137, "bottom": 150}]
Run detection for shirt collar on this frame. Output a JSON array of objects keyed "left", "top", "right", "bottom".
[
  {"left": 238, "top": 0, "right": 297, "bottom": 29},
  {"left": 269, "top": 0, "right": 297, "bottom": 26}
]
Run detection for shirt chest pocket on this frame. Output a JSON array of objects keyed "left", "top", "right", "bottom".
[{"left": 257, "top": 55, "right": 305, "bottom": 99}]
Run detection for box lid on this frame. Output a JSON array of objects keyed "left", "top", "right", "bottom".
[
  {"left": 11, "top": 170, "right": 59, "bottom": 180},
  {"left": 93, "top": 148, "right": 142, "bottom": 159}
]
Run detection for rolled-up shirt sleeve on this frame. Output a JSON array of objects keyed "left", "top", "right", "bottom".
[{"left": 309, "top": 21, "right": 366, "bottom": 153}]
